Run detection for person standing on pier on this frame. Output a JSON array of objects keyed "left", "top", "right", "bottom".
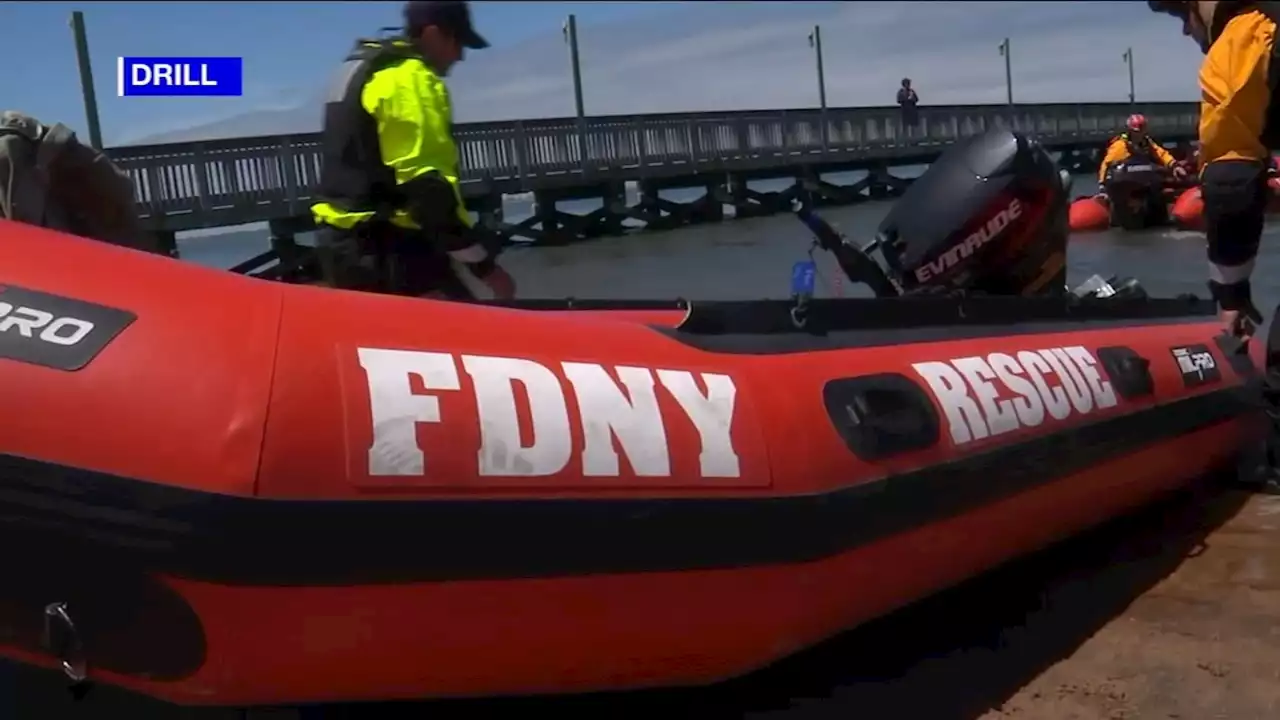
[
  {"left": 897, "top": 78, "right": 920, "bottom": 138},
  {"left": 1147, "top": 0, "right": 1276, "bottom": 338},
  {"left": 311, "top": 0, "right": 516, "bottom": 300}
]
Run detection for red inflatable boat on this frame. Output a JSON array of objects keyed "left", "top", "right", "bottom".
[
  {"left": 1068, "top": 159, "right": 1196, "bottom": 233},
  {"left": 0, "top": 218, "right": 1266, "bottom": 707},
  {"left": 1, "top": 127, "right": 1270, "bottom": 708},
  {"left": 1167, "top": 156, "right": 1280, "bottom": 230},
  {"left": 1071, "top": 159, "right": 1280, "bottom": 233}
]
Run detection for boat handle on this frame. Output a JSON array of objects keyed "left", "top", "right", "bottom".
[
  {"left": 823, "top": 374, "right": 941, "bottom": 460},
  {"left": 43, "top": 602, "right": 91, "bottom": 697}
]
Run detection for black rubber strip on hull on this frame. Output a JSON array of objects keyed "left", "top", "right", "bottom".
[
  {"left": 662, "top": 304, "right": 1218, "bottom": 354},
  {"left": 659, "top": 315, "right": 1217, "bottom": 354},
  {"left": 489, "top": 296, "right": 1221, "bottom": 356},
  {"left": 0, "top": 387, "right": 1255, "bottom": 587}
]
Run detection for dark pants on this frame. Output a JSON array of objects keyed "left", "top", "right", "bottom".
[
  {"left": 315, "top": 222, "right": 473, "bottom": 299},
  {"left": 900, "top": 108, "right": 919, "bottom": 138},
  {"left": 1203, "top": 159, "right": 1268, "bottom": 268}
]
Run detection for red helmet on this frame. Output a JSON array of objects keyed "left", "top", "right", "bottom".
[{"left": 1126, "top": 114, "right": 1148, "bottom": 132}]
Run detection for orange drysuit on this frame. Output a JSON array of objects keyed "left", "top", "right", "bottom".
[{"left": 1097, "top": 133, "right": 1177, "bottom": 184}]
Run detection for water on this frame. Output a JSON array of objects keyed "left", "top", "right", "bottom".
[{"left": 178, "top": 173, "right": 1280, "bottom": 314}]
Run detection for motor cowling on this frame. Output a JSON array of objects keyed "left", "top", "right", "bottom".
[
  {"left": 1104, "top": 160, "right": 1164, "bottom": 192},
  {"left": 874, "top": 129, "right": 1070, "bottom": 297}
]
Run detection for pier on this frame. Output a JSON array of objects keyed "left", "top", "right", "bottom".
[{"left": 105, "top": 101, "right": 1198, "bottom": 273}]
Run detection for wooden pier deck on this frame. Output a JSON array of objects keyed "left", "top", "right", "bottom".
[{"left": 104, "top": 100, "right": 1198, "bottom": 253}]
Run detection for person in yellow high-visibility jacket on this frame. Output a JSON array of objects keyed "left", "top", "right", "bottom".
[
  {"left": 311, "top": 0, "right": 515, "bottom": 299},
  {"left": 1096, "top": 113, "right": 1185, "bottom": 186},
  {"left": 1147, "top": 0, "right": 1279, "bottom": 338}
]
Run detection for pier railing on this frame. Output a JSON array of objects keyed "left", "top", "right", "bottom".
[{"left": 105, "top": 101, "right": 1200, "bottom": 232}]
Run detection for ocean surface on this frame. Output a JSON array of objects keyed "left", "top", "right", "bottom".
[
  {"left": 179, "top": 170, "right": 1280, "bottom": 312},
  {"left": 6, "top": 171, "right": 1279, "bottom": 719}
]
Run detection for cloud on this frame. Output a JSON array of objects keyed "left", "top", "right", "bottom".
[
  {"left": 602, "top": 16, "right": 819, "bottom": 75},
  {"left": 128, "top": 1, "right": 1204, "bottom": 144},
  {"left": 458, "top": 1, "right": 1201, "bottom": 119},
  {"left": 240, "top": 81, "right": 312, "bottom": 112},
  {"left": 450, "top": 1, "right": 1201, "bottom": 118}
]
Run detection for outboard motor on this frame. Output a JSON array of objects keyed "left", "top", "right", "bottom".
[
  {"left": 874, "top": 129, "right": 1070, "bottom": 297},
  {"left": 1104, "top": 160, "right": 1164, "bottom": 190},
  {"left": 1103, "top": 160, "right": 1169, "bottom": 230}
]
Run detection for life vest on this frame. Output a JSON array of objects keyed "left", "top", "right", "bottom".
[
  {"left": 1110, "top": 132, "right": 1160, "bottom": 163},
  {"left": 315, "top": 39, "right": 424, "bottom": 218},
  {"left": 0, "top": 111, "right": 152, "bottom": 252},
  {"left": 1210, "top": 1, "right": 1280, "bottom": 148}
]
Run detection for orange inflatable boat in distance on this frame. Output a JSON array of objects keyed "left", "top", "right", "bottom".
[
  {"left": 1069, "top": 193, "right": 1113, "bottom": 233},
  {"left": 0, "top": 217, "right": 1265, "bottom": 708},
  {"left": 1069, "top": 159, "right": 1196, "bottom": 233},
  {"left": 1169, "top": 175, "right": 1280, "bottom": 230},
  {"left": 1074, "top": 157, "right": 1280, "bottom": 233}
]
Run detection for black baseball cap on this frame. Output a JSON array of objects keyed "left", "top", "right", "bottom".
[
  {"left": 1147, "top": 1, "right": 1190, "bottom": 21},
  {"left": 404, "top": 1, "right": 489, "bottom": 49}
]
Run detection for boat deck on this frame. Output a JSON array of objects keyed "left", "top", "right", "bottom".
[{"left": 6, "top": 478, "right": 1278, "bottom": 719}]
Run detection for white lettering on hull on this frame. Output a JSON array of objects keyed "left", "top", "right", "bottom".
[
  {"left": 912, "top": 345, "right": 1117, "bottom": 445},
  {"left": 0, "top": 302, "right": 96, "bottom": 347},
  {"left": 465, "top": 355, "right": 574, "bottom": 477},
  {"left": 358, "top": 348, "right": 459, "bottom": 477},
  {"left": 657, "top": 369, "right": 742, "bottom": 479},
  {"left": 357, "top": 348, "right": 743, "bottom": 479},
  {"left": 563, "top": 362, "right": 669, "bottom": 477}
]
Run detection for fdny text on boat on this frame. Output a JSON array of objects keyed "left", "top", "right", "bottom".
[{"left": 356, "top": 348, "right": 743, "bottom": 479}]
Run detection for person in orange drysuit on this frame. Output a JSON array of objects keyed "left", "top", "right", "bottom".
[
  {"left": 1096, "top": 113, "right": 1186, "bottom": 186},
  {"left": 1147, "top": 0, "right": 1278, "bottom": 337}
]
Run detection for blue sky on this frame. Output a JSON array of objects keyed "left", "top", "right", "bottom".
[
  {"left": 6, "top": 1, "right": 665, "bottom": 142},
  {"left": 4, "top": 2, "right": 1204, "bottom": 146}
]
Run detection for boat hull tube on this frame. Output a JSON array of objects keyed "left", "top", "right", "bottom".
[
  {"left": 1168, "top": 176, "right": 1280, "bottom": 230},
  {"left": 0, "top": 221, "right": 1264, "bottom": 706},
  {"left": 1069, "top": 161, "right": 1183, "bottom": 233},
  {"left": 1070, "top": 159, "right": 1280, "bottom": 233}
]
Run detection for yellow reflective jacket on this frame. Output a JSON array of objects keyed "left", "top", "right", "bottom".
[{"left": 312, "top": 40, "right": 470, "bottom": 231}]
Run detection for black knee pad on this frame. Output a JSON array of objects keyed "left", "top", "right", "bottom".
[
  {"left": 1202, "top": 159, "right": 1267, "bottom": 268},
  {"left": 1202, "top": 159, "right": 1267, "bottom": 218}
]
